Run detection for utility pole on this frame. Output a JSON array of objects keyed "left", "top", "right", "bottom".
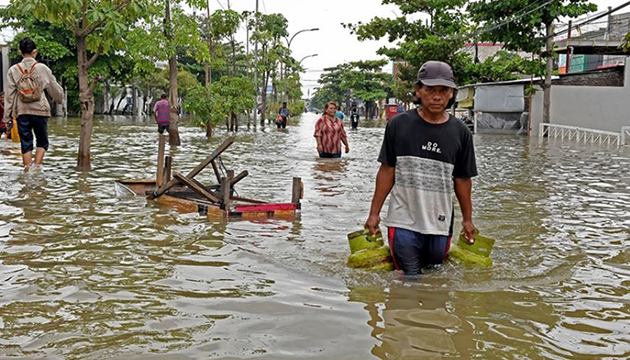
[
  {"left": 246, "top": 13, "right": 251, "bottom": 128},
  {"left": 606, "top": 6, "right": 613, "bottom": 40},
  {"left": 166, "top": 0, "right": 181, "bottom": 146},
  {"left": 205, "top": 0, "right": 212, "bottom": 86},
  {"left": 474, "top": 38, "right": 479, "bottom": 63},
  {"left": 252, "top": 0, "right": 259, "bottom": 128},
  {"left": 543, "top": 21, "right": 553, "bottom": 125},
  {"left": 566, "top": 20, "right": 572, "bottom": 73}
]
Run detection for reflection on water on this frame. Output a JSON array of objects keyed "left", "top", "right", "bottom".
[{"left": 0, "top": 114, "right": 629, "bottom": 359}]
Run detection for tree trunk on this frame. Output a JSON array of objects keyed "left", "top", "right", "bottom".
[
  {"left": 206, "top": 119, "right": 212, "bottom": 139},
  {"left": 77, "top": 36, "right": 94, "bottom": 171},
  {"left": 205, "top": 0, "right": 213, "bottom": 140},
  {"left": 260, "top": 74, "right": 268, "bottom": 126},
  {"left": 143, "top": 84, "right": 149, "bottom": 116},
  {"left": 543, "top": 21, "right": 552, "bottom": 124},
  {"left": 166, "top": 0, "right": 181, "bottom": 146},
  {"left": 104, "top": 79, "right": 109, "bottom": 115},
  {"left": 167, "top": 55, "right": 181, "bottom": 146},
  {"left": 230, "top": 112, "right": 237, "bottom": 132},
  {"left": 231, "top": 37, "right": 236, "bottom": 76}
]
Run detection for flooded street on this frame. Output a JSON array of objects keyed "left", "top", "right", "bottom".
[{"left": 1, "top": 112, "right": 629, "bottom": 359}]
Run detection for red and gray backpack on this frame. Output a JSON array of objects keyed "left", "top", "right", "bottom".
[{"left": 17, "top": 62, "right": 41, "bottom": 103}]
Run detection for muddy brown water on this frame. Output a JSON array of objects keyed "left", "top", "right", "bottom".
[{"left": 0, "top": 113, "right": 629, "bottom": 359}]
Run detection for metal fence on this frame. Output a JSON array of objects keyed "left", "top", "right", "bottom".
[
  {"left": 622, "top": 126, "right": 630, "bottom": 146},
  {"left": 539, "top": 123, "right": 622, "bottom": 147}
]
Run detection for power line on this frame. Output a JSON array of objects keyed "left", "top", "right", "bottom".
[
  {"left": 464, "top": 0, "right": 554, "bottom": 40},
  {"left": 551, "top": 1, "right": 630, "bottom": 38},
  {"left": 215, "top": 0, "right": 225, "bottom": 10}
]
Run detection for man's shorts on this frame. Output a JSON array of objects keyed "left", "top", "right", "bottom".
[
  {"left": 388, "top": 227, "right": 451, "bottom": 276},
  {"left": 319, "top": 152, "right": 341, "bottom": 158},
  {"left": 158, "top": 125, "right": 169, "bottom": 134},
  {"left": 17, "top": 115, "right": 49, "bottom": 154}
]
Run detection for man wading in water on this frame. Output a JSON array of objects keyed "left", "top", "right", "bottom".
[{"left": 365, "top": 61, "right": 478, "bottom": 276}]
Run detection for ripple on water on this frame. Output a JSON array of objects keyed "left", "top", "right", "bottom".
[{"left": 0, "top": 117, "right": 629, "bottom": 359}]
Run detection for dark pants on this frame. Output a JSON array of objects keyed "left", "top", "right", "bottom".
[
  {"left": 388, "top": 227, "right": 451, "bottom": 275},
  {"left": 17, "top": 115, "right": 48, "bottom": 154},
  {"left": 319, "top": 152, "right": 341, "bottom": 158},
  {"left": 276, "top": 116, "right": 287, "bottom": 129},
  {"left": 158, "top": 125, "right": 169, "bottom": 134}
]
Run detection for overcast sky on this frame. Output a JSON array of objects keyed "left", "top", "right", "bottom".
[{"left": 0, "top": 0, "right": 626, "bottom": 95}]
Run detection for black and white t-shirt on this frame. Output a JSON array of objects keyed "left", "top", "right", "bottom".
[{"left": 378, "top": 109, "right": 477, "bottom": 236}]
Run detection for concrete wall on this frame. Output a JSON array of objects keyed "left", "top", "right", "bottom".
[
  {"left": 530, "top": 58, "right": 630, "bottom": 135},
  {"left": 2, "top": 45, "right": 9, "bottom": 94}
]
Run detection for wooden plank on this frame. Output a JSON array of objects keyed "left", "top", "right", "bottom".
[
  {"left": 235, "top": 203, "right": 297, "bottom": 212},
  {"left": 173, "top": 172, "right": 220, "bottom": 203},
  {"left": 210, "top": 160, "right": 221, "bottom": 184},
  {"left": 221, "top": 170, "right": 234, "bottom": 212},
  {"left": 291, "top": 177, "right": 303, "bottom": 205},
  {"left": 231, "top": 170, "right": 248, "bottom": 187},
  {"left": 155, "top": 195, "right": 199, "bottom": 213},
  {"left": 156, "top": 135, "right": 166, "bottom": 187},
  {"left": 231, "top": 196, "right": 266, "bottom": 204},
  {"left": 206, "top": 206, "right": 225, "bottom": 220},
  {"left": 233, "top": 209, "right": 296, "bottom": 219},
  {"left": 188, "top": 176, "right": 220, "bottom": 202},
  {"left": 149, "top": 136, "right": 234, "bottom": 199},
  {"left": 164, "top": 156, "right": 172, "bottom": 184}
]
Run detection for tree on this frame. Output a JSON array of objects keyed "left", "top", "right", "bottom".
[
  {"left": 313, "top": 60, "right": 391, "bottom": 119},
  {"left": 468, "top": 0, "right": 597, "bottom": 124},
  {"left": 250, "top": 13, "right": 288, "bottom": 126},
  {"left": 342, "top": 60, "right": 391, "bottom": 119},
  {"left": 2, "top": 0, "right": 148, "bottom": 170},
  {"left": 184, "top": 75, "right": 254, "bottom": 137},
  {"left": 344, "top": 0, "right": 472, "bottom": 84},
  {"left": 466, "top": 51, "right": 545, "bottom": 84},
  {"left": 127, "top": 0, "right": 210, "bottom": 146},
  {"left": 312, "top": 63, "right": 351, "bottom": 108}
]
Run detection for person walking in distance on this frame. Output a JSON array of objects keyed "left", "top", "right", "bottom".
[
  {"left": 153, "top": 93, "right": 170, "bottom": 134},
  {"left": 4, "top": 37, "right": 64, "bottom": 170},
  {"left": 278, "top": 101, "right": 290, "bottom": 129},
  {"left": 365, "top": 61, "right": 478, "bottom": 276},
  {"left": 314, "top": 101, "right": 350, "bottom": 158},
  {"left": 350, "top": 106, "right": 359, "bottom": 130}
]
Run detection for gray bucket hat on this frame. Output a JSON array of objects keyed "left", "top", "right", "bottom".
[{"left": 417, "top": 61, "right": 456, "bottom": 88}]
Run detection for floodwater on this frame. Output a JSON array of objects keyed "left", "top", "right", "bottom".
[{"left": 0, "top": 113, "right": 629, "bottom": 359}]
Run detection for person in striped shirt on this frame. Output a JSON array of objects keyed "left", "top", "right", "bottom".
[
  {"left": 313, "top": 101, "right": 350, "bottom": 158},
  {"left": 153, "top": 93, "right": 170, "bottom": 134}
]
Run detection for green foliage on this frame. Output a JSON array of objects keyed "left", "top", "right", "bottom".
[
  {"left": 184, "top": 75, "right": 254, "bottom": 128},
  {"left": 344, "top": 0, "right": 472, "bottom": 84},
  {"left": 210, "top": 9, "right": 242, "bottom": 39},
  {"left": 312, "top": 60, "right": 391, "bottom": 111},
  {"left": 621, "top": 30, "right": 630, "bottom": 52},
  {"left": 468, "top": 0, "right": 597, "bottom": 54},
  {"left": 288, "top": 100, "right": 305, "bottom": 116},
  {"left": 466, "top": 51, "right": 545, "bottom": 84},
  {"left": 4, "top": 0, "right": 149, "bottom": 52},
  {"left": 127, "top": 1, "right": 211, "bottom": 74},
  {"left": 524, "top": 85, "right": 538, "bottom": 97},
  {"left": 390, "top": 62, "right": 416, "bottom": 106},
  {"left": 343, "top": 60, "right": 391, "bottom": 103},
  {"left": 0, "top": 10, "right": 139, "bottom": 114},
  {"left": 266, "top": 100, "right": 304, "bottom": 119}
]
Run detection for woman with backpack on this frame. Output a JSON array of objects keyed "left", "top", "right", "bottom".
[{"left": 4, "top": 37, "right": 63, "bottom": 170}]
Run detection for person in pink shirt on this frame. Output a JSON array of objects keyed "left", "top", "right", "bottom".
[
  {"left": 313, "top": 101, "right": 350, "bottom": 158},
  {"left": 153, "top": 93, "right": 170, "bottom": 134}
]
